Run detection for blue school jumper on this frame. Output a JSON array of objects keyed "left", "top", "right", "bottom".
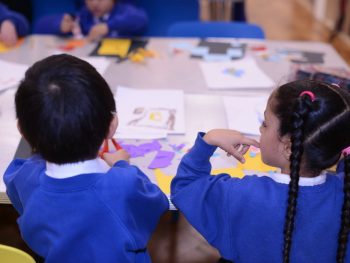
[
  {"left": 171, "top": 132, "right": 350, "bottom": 263},
  {"left": 4, "top": 155, "right": 168, "bottom": 263},
  {"left": 0, "top": 3, "right": 29, "bottom": 37},
  {"left": 79, "top": 3, "right": 147, "bottom": 37},
  {"left": 35, "top": 3, "right": 147, "bottom": 37}
]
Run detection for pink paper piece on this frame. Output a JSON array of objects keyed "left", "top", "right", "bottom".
[{"left": 148, "top": 150, "right": 175, "bottom": 169}]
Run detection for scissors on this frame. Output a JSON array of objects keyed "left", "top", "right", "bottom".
[{"left": 99, "top": 138, "right": 123, "bottom": 158}]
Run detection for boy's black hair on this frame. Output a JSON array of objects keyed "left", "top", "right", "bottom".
[
  {"left": 271, "top": 80, "right": 350, "bottom": 263},
  {"left": 15, "top": 54, "right": 116, "bottom": 164}
]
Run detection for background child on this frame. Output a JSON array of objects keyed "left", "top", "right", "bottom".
[
  {"left": 35, "top": 0, "right": 147, "bottom": 40},
  {"left": 171, "top": 80, "right": 350, "bottom": 262},
  {"left": 4, "top": 54, "right": 168, "bottom": 262},
  {"left": 0, "top": 3, "right": 29, "bottom": 46}
]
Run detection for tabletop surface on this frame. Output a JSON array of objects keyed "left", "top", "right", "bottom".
[{"left": 0, "top": 35, "right": 348, "bottom": 203}]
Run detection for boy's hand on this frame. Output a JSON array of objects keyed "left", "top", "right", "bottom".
[
  {"left": 60, "top": 14, "right": 74, "bottom": 34},
  {"left": 0, "top": 20, "right": 18, "bottom": 47},
  {"left": 102, "top": 149, "right": 130, "bottom": 167},
  {"left": 204, "top": 129, "right": 260, "bottom": 163},
  {"left": 87, "top": 23, "right": 108, "bottom": 42}
]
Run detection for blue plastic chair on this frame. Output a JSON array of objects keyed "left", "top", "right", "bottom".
[
  {"left": 167, "top": 21, "right": 265, "bottom": 39},
  {"left": 136, "top": 0, "right": 199, "bottom": 36}
]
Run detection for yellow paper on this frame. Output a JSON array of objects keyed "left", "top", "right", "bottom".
[
  {"left": 154, "top": 169, "right": 174, "bottom": 195},
  {"left": 153, "top": 149, "right": 277, "bottom": 195},
  {"left": 241, "top": 152, "right": 278, "bottom": 173},
  {"left": 97, "top": 38, "right": 131, "bottom": 57}
]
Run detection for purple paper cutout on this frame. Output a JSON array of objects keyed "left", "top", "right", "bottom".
[
  {"left": 148, "top": 150, "right": 175, "bottom": 169},
  {"left": 120, "top": 140, "right": 162, "bottom": 158},
  {"left": 119, "top": 144, "right": 145, "bottom": 157},
  {"left": 138, "top": 140, "right": 162, "bottom": 154}
]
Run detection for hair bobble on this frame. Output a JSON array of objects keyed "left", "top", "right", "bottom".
[
  {"left": 342, "top": 146, "right": 350, "bottom": 157},
  {"left": 299, "top": 91, "right": 316, "bottom": 102}
]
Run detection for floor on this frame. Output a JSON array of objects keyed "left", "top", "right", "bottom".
[
  {"left": 1, "top": 0, "right": 349, "bottom": 262},
  {"left": 247, "top": 0, "right": 350, "bottom": 65}
]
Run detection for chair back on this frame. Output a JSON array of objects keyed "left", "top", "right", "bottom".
[
  {"left": 136, "top": 0, "right": 199, "bottom": 36},
  {"left": 167, "top": 21, "right": 265, "bottom": 39},
  {"left": 0, "top": 244, "right": 36, "bottom": 263}
]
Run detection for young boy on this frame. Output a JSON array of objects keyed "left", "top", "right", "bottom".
[
  {"left": 4, "top": 54, "right": 168, "bottom": 262},
  {"left": 35, "top": 0, "right": 147, "bottom": 40},
  {"left": 0, "top": 3, "right": 29, "bottom": 46}
]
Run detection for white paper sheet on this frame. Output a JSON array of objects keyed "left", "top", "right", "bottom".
[
  {"left": 0, "top": 60, "right": 28, "bottom": 91},
  {"left": 200, "top": 58, "right": 275, "bottom": 89},
  {"left": 115, "top": 86, "right": 186, "bottom": 138},
  {"left": 223, "top": 95, "right": 268, "bottom": 135}
]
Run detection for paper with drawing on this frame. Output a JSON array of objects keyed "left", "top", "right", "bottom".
[{"left": 115, "top": 86, "right": 185, "bottom": 138}]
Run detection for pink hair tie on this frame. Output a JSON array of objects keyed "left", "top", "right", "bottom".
[
  {"left": 300, "top": 91, "right": 316, "bottom": 102},
  {"left": 332, "top": 83, "right": 341, "bottom": 88},
  {"left": 342, "top": 146, "right": 350, "bottom": 157}
]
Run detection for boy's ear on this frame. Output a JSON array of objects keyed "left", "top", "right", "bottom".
[
  {"left": 106, "top": 115, "right": 118, "bottom": 139},
  {"left": 17, "top": 121, "right": 23, "bottom": 136}
]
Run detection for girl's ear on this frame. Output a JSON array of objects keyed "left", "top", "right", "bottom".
[
  {"left": 282, "top": 136, "right": 292, "bottom": 161},
  {"left": 106, "top": 115, "right": 118, "bottom": 139}
]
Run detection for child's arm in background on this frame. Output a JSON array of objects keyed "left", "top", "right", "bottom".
[
  {"left": 0, "top": 4, "right": 29, "bottom": 46},
  {"left": 86, "top": 3, "right": 147, "bottom": 41},
  {"left": 34, "top": 14, "right": 75, "bottom": 35},
  {"left": 105, "top": 4, "right": 147, "bottom": 36},
  {"left": 171, "top": 130, "right": 259, "bottom": 259}
]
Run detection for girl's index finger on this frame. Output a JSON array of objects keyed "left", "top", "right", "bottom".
[{"left": 241, "top": 137, "right": 260, "bottom": 148}]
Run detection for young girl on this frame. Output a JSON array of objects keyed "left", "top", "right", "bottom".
[
  {"left": 4, "top": 54, "right": 168, "bottom": 262},
  {"left": 171, "top": 80, "right": 350, "bottom": 262}
]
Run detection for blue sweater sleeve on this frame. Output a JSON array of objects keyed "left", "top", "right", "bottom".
[
  {"left": 0, "top": 4, "right": 29, "bottom": 36},
  {"left": 171, "top": 132, "right": 236, "bottom": 259},
  {"left": 110, "top": 161, "right": 169, "bottom": 248},
  {"left": 106, "top": 3, "right": 147, "bottom": 36},
  {"left": 4, "top": 155, "right": 45, "bottom": 215},
  {"left": 78, "top": 3, "right": 147, "bottom": 36},
  {"left": 3, "top": 158, "right": 28, "bottom": 214},
  {"left": 34, "top": 14, "right": 68, "bottom": 35}
]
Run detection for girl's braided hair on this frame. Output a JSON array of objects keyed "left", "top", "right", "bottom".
[{"left": 270, "top": 80, "right": 350, "bottom": 262}]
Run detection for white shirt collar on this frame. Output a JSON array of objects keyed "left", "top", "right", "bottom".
[
  {"left": 263, "top": 172, "right": 327, "bottom": 186},
  {"left": 46, "top": 158, "right": 110, "bottom": 179}
]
